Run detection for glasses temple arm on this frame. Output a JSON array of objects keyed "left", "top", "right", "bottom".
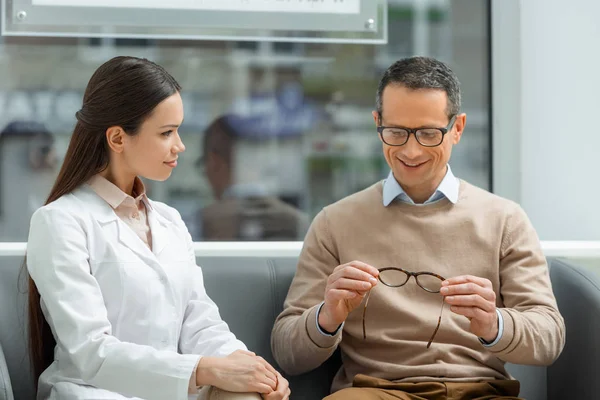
[
  {"left": 362, "top": 290, "right": 372, "bottom": 340},
  {"left": 427, "top": 299, "right": 445, "bottom": 348}
]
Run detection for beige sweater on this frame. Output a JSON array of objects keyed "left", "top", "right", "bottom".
[{"left": 271, "top": 180, "right": 565, "bottom": 392}]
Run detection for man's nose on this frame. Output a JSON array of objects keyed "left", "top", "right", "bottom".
[{"left": 400, "top": 134, "right": 423, "bottom": 159}]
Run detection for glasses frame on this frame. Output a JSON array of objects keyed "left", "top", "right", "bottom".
[
  {"left": 377, "top": 114, "right": 457, "bottom": 147},
  {"left": 362, "top": 267, "right": 446, "bottom": 348}
]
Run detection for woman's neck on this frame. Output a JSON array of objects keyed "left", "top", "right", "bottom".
[{"left": 99, "top": 167, "right": 135, "bottom": 196}]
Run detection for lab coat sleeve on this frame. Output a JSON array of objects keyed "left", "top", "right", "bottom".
[
  {"left": 173, "top": 211, "right": 247, "bottom": 358},
  {"left": 27, "top": 206, "right": 200, "bottom": 400}
]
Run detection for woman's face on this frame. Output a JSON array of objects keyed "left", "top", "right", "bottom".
[{"left": 122, "top": 92, "right": 186, "bottom": 181}]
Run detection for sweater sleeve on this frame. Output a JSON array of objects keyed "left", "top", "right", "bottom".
[
  {"left": 485, "top": 204, "right": 566, "bottom": 365},
  {"left": 271, "top": 210, "right": 342, "bottom": 375}
]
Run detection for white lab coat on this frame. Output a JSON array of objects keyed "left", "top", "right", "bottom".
[{"left": 27, "top": 184, "right": 247, "bottom": 400}]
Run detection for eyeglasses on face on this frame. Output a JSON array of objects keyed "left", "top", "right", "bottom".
[
  {"left": 377, "top": 115, "right": 457, "bottom": 147},
  {"left": 362, "top": 267, "right": 446, "bottom": 348}
]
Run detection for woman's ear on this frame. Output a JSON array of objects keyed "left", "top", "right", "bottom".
[{"left": 106, "top": 126, "right": 125, "bottom": 153}]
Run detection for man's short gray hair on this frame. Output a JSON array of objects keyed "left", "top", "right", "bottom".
[{"left": 376, "top": 56, "right": 461, "bottom": 119}]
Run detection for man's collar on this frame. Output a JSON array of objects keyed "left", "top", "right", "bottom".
[{"left": 382, "top": 165, "right": 459, "bottom": 206}]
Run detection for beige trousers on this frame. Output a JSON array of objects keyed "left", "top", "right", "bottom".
[
  {"left": 324, "top": 374, "right": 522, "bottom": 400},
  {"left": 195, "top": 386, "right": 262, "bottom": 400}
]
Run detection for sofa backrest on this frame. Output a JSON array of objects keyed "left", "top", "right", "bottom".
[
  {"left": 200, "top": 257, "right": 340, "bottom": 399},
  {"left": 1, "top": 256, "right": 599, "bottom": 400},
  {"left": 0, "top": 257, "right": 30, "bottom": 400},
  {"left": 546, "top": 258, "right": 600, "bottom": 400}
]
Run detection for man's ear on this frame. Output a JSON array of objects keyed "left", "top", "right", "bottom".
[
  {"left": 452, "top": 113, "right": 467, "bottom": 145},
  {"left": 106, "top": 126, "right": 126, "bottom": 153},
  {"left": 371, "top": 110, "right": 379, "bottom": 126}
]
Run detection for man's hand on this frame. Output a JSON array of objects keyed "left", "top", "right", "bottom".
[
  {"left": 440, "top": 275, "right": 499, "bottom": 342},
  {"left": 318, "top": 261, "right": 379, "bottom": 333},
  {"left": 261, "top": 372, "right": 290, "bottom": 400}
]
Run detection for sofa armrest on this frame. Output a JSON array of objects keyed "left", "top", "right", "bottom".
[
  {"left": 547, "top": 258, "right": 600, "bottom": 400},
  {"left": 0, "top": 343, "right": 14, "bottom": 400}
]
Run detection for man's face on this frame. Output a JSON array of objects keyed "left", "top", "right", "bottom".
[
  {"left": 201, "top": 145, "right": 234, "bottom": 201},
  {"left": 372, "top": 84, "right": 465, "bottom": 200}
]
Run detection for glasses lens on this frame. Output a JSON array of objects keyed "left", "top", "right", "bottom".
[
  {"left": 416, "top": 274, "right": 444, "bottom": 293},
  {"left": 416, "top": 129, "right": 443, "bottom": 146},
  {"left": 382, "top": 128, "right": 408, "bottom": 145},
  {"left": 379, "top": 269, "right": 409, "bottom": 287}
]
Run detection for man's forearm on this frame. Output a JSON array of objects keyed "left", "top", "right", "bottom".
[
  {"left": 486, "top": 306, "right": 565, "bottom": 365},
  {"left": 271, "top": 304, "right": 342, "bottom": 376}
]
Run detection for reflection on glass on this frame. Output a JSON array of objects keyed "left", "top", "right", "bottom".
[
  {"left": 186, "top": 115, "right": 309, "bottom": 241},
  {"left": 0, "top": 1, "right": 490, "bottom": 241},
  {"left": 0, "top": 121, "right": 58, "bottom": 240}
]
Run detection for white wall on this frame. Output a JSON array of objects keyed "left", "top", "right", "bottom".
[{"left": 493, "top": 0, "right": 600, "bottom": 241}]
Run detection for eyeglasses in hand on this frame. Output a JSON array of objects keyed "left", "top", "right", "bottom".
[{"left": 362, "top": 267, "right": 446, "bottom": 348}]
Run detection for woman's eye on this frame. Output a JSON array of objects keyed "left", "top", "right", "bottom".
[{"left": 161, "top": 130, "right": 173, "bottom": 137}]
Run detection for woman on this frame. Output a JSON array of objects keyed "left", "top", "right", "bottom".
[{"left": 26, "top": 56, "right": 290, "bottom": 400}]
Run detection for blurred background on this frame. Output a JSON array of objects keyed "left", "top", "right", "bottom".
[{"left": 0, "top": 0, "right": 491, "bottom": 242}]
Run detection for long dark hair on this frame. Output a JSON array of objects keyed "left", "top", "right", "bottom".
[{"left": 27, "top": 56, "right": 181, "bottom": 387}]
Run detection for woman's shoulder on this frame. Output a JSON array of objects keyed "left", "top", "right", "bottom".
[
  {"left": 30, "top": 186, "right": 96, "bottom": 226},
  {"left": 28, "top": 192, "right": 89, "bottom": 240},
  {"left": 33, "top": 192, "right": 80, "bottom": 217}
]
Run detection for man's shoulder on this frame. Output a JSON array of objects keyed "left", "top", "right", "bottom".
[
  {"left": 322, "top": 181, "right": 383, "bottom": 219},
  {"left": 459, "top": 180, "right": 522, "bottom": 215}
]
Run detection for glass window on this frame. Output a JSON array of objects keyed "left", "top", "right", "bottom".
[{"left": 0, "top": 0, "right": 490, "bottom": 242}]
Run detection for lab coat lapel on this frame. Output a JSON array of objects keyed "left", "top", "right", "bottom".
[
  {"left": 74, "top": 185, "right": 160, "bottom": 267},
  {"left": 147, "top": 207, "right": 171, "bottom": 258}
]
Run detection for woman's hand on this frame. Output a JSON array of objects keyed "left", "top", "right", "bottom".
[
  {"left": 262, "top": 372, "right": 290, "bottom": 400},
  {"left": 196, "top": 350, "right": 279, "bottom": 394}
]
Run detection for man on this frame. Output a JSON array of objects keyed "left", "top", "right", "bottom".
[
  {"left": 190, "top": 115, "right": 309, "bottom": 241},
  {"left": 271, "top": 57, "right": 565, "bottom": 400}
]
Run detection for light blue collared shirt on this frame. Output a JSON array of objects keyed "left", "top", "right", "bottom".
[
  {"left": 317, "top": 164, "right": 503, "bottom": 347},
  {"left": 382, "top": 165, "right": 459, "bottom": 206}
]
